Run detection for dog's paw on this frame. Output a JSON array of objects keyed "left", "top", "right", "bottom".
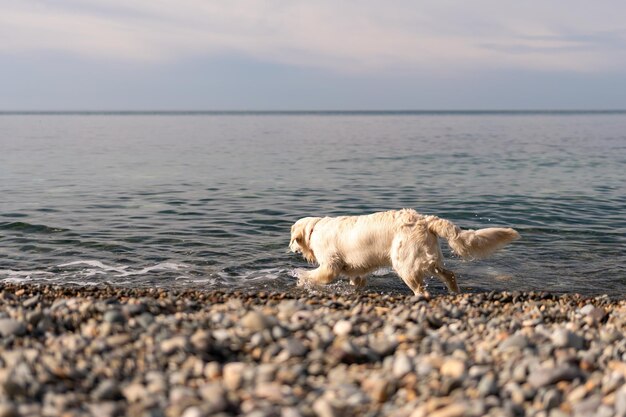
[
  {"left": 413, "top": 290, "right": 431, "bottom": 300},
  {"left": 349, "top": 276, "right": 367, "bottom": 289},
  {"left": 293, "top": 268, "right": 310, "bottom": 287}
]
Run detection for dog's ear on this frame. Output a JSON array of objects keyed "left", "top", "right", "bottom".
[{"left": 290, "top": 220, "right": 306, "bottom": 246}]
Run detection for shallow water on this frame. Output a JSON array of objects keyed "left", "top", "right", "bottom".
[{"left": 1, "top": 112, "right": 625, "bottom": 295}]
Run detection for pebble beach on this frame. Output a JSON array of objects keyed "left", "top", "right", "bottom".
[{"left": 0, "top": 283, "right": 625, "bottom": 417}]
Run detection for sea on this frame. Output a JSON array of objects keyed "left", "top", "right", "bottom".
[{"left": 1, "top": 111, "right": 624, "bottom": 295}]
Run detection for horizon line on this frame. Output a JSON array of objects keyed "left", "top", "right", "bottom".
[{"left": 2, "top": 109, "right": 626, "bottom": 115}]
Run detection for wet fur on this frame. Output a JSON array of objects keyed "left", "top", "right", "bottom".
[{"left": 289, "top": 209, "right": 520, "bottom": 296}]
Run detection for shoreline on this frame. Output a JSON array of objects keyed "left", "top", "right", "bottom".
[{"left": 0, "top": 283, "right": 625, "bottom": 417}]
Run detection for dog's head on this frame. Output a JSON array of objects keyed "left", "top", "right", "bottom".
[{"left": 289, "top": 217, "right": 320, "bottom": 263}]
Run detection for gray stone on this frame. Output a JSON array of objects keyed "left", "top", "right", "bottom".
[
  {"left": 392, "top": 353, "right": 413, "bottom": 378},
  {"left": 333, "top": 320, "right": 352, "bottom": 337},
  {"left": 0, "top": 319, "right": 26, "bottom": 337},
  {"left": 198, "top": 383, "right": 228, "bottom": 413},
  {"left": 284, "top": 338, "right": 308, "bottom": 357},
  {"left": 369, "top": 338, "right": 397, "bottom": 357},
  {"left": 552, "top": 328, "right": 585, "bottom": 349},
  {"left": 241, "top": 311, "right": 272, "bottom": 331},
  {"left": 103, "top": 309, "right": 125, "bottom": 324},
  {"left": 616, "top": 385, "right": 626, "bottom": 417},
  {"left": 578, "top": 304, "right": 595, "bottom": 315},
  {"left": 528, "top": 365, "right": 585, "bottom": 388},
  {"left": 0, "top": 402, "right": 18, "bottom": 417},
  {"left": 160, "top": 336, "right": 189, "bottom": 355},
  {"left": 572, "top": 394, "right": 601, "bottom": 417},
  {"left": 2, "top": 362, "right": 39, "bottom": 398},
  {"left": 122, "top": 303, "right": 146, "bottom": 316},
  {"left": 190, "top": 330, "right": 212, "bottom": 351},
  {"left": 541, "top": 388, "right": 562, "bottom": 409},
  {"left": 122, "top": 383, "right": 146, "bottom": 403},
  {"left": 281, "top": 408, "right": 303, "bottom": 417},
  {"left": 22, "top": 295, "right": 40, "bottom": 309},
  {"left": 594, "top": 405, "right": 615, "bottom": 417},
  {"left": 169, "top": 386, "right": 196, "bottom": 404},
  {"left": 312, "top": 398, "right": 337, "bottom": 417},
  {"left": 498, "top": 334, "right": 529, "bottom": 351},
  {"left": 87, "top": 401, "right": 123, "bottom": 417},
  {"left": 440, "top": 358, "right": 466, "bottom": 378},
  {"left": 91, "top": 379, "right": 123, "bottom": 401},
  {"left": 181, "top": 406, "right": 205, "bottom": 417},
  {"left": 223, "top": 362, "right": 246, "bottom": 390},
  {"left": 477, "top": 373, "right": 498, "bottom": 397},
  {"left": 135, "top": 313, "right": 154, "bottom": 328}
]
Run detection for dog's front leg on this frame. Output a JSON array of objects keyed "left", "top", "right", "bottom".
[{"left": 297, "top": 264, "right": 339, "bottom": 286}]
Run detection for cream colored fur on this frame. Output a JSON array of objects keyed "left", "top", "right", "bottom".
[{"left": 289, "top": 209, "right": 520, "bottom": 296}]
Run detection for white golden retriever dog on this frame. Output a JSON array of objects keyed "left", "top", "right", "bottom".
[{"left": 289, "top": 209, "right": 520, "bottom": 296}]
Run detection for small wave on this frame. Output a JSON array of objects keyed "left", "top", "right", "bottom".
[
  {"left": 0, "top": 221, "right": 68, "bottom": 234},
  {"left": 58, "top": 260, "right": 129, "bottom": 273},
  {"left": 0, "top": 269, "right": 54, "bottom": 277},
  {"left": 217, "top": 267, "right": 289, "bottom": 282},
  {"left": 57, "top": 260, "right": 189, "bottom": 278},
  {"left": 0, "top": 269, "right": 55, "bottom": 284},
  {"left": 116, "top": 262, "right": 189, "bottom": 277}
]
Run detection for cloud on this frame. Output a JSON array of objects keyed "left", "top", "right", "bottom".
[{"left": 1, "top": 0, "right": 625, "bottom": 74}]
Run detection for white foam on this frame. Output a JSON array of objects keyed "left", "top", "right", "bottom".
[
  {"left": 0, "top": 269, "right": 53, "bottom": 277},
  {"left": 115, "top": 262, "right": 189, "bottom": 277},
  {"left": 58, "top": 260, "right": 129, "bottom": 273},
  {"left": 57, "top": 260, "right": 189, "bottom": 278},
  {"left": 217, "top": 268, "right": 287, "bottom": 282}
]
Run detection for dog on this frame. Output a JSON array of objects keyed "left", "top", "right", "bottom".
[{"left": 289, "top": 209, "right": 520, "bottom": 296}]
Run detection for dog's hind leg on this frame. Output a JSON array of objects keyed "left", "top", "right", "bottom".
[
  {"left": 392, "top": 256, "right": 429, "bottom": 296},
  {"left": 298, "top": 264, "right": 340, "bottom": 286},
  {"left": 391, "top": 235, "right": 430, "bottom": 297},
  {"left": 396, "top": 269, "right": 429, "bottom": 297},
  {"left": 434, "top": 266, "right": 460, "bottom": 293}
]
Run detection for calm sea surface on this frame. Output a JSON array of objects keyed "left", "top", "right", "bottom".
[{"left": 1, "top": 112, "right": 624, "bottom": 295}]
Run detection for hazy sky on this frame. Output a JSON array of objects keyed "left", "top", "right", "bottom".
[{"left": 2, "top": 1, "right": 626, "bottom": 110}]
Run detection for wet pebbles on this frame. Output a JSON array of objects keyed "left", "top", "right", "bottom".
[{"left": 0, "top": 283, "right": 624, "bottom": 417}]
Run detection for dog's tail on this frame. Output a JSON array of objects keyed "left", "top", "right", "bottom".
[{"left": 425, "top": 215, "right": 520, "bottom": 259}]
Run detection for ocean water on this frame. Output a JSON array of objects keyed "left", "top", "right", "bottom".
[{"left": 1, "top": 112, "right": 624, "bottom": 295}]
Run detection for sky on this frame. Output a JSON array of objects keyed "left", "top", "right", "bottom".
[{"left": 1, "top": 1, "right": 626, "bottom": 110}]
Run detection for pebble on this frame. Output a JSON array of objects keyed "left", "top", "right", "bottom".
[
  {"left": 91, "top": 379, "right": 123, "bottom": 401},
  {"left": 362, "top": 377, "right": 391, "bottom": 403},
  {"left": 428, "top": 402, "right": 466, "bottom": 417},
  {"left": 122, "top": 383, "right": 146, "bottom": 403},
  {"left": 552, "top": 328, "right": 585, "bottom": 349},
  {"left": 312, "top": 398, "right": 337, "bottom": 417},
  {"left": 0, "top": 402, "right": 18, "bottom": 417},
  {"left": 0, "top": 319, "right": 26, "bottom": 337},
  {"left": 284, "top": 338, "right": 308, "bottom": 358},
  {"left": 160, "top": 336, "right": 188, "bottom": 355},
  {"left": 440, "top": 358, "right": 466, "bottom": 378},
  {"left": 392, "top": 353, "right": 413, "bottom": 378},
  {"left": 332, "top": 320, "right": 352, "bottom": 337},
  {"left": 528, "top": 365, "right": 585, "bottom": 388},
  {"left": 616, "top": 385, "right": 626, "bottom": 417},
  {"left": 0, "top": 283, "right": 625, "bottom": 417},
  {"left": 103, "top": 309, "right": 125, "bottom": 324},
  {"left": 498, "top": 333, "right": 529, "bottom": 351},
  {"left": 222, "top": 362, "right": 246, "bottom": 390},
  {"left": 241, "top": 311, "right": 272, "bottom": 331},
  {"left": 477, "top": 373, "right": 498, "bottom": 397}
]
